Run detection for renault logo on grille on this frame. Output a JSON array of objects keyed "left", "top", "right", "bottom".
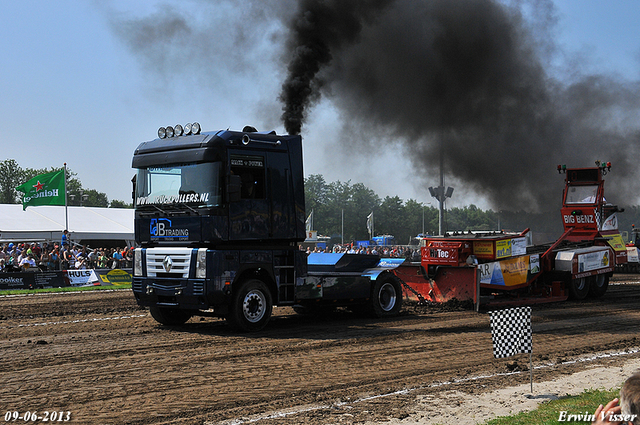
[{"left": 162, "top": 256, "right": 173, "bottom": 272}]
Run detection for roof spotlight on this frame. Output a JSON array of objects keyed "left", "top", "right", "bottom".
[
  {"left": 192, "top": 122, "right": 201, "bottom": 135},
  {"left": 184, "top": 123, "right": 192, "bottom": 135},
  {"left": 166, "top": 126, "right": 175, "bottom": 138},
  {"left": 158, "top": 127, "right": 167, "bottom": 139},
  {"left": 174, "top": 124, "right": 184, "bottom": 137}
]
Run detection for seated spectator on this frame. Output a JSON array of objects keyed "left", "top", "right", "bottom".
[
  {"left": 75, "top": 255, "right": 87, "bottom": 270},
  {"left": 19, "top": 253, "right": 37, "bottom": 269}
]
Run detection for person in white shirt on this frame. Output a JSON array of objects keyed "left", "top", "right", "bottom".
[{"left": 19, "top": 254, "right": 36, "bottom": 269}]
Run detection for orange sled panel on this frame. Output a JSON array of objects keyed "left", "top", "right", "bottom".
[{"left": 393, "top": 265, "right": 476, "bottom": 303}]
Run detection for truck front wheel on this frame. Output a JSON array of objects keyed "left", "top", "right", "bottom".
[
  {"left": 149, "top": 306, "right": 193, "bottom": 325},
  {"left": 227, "top": 279, "right": 273, "bottom": 332},
  {"left": 568, "top": 277, "right": 589, "bottom": 300},
  {"left": 371, "top": 275, "right": 403, "bottom": 317},
  {"left": 588, "top": 274, "right": 609, "bottom": 298}
]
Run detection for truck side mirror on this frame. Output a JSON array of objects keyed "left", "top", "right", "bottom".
[
  {"left": 131, "top": 174, "right": 137, "bottom": 203},
  {"left": 227, "top": 174, "right": 241, "bottom": 202}
]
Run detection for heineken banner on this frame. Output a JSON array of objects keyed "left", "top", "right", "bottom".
[{"left": 15, "top": 169, "right": 66, "bottom": 210}]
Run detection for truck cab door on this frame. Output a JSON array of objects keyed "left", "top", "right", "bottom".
[{"left": 229, "top": 154, "right": 269, "bottom": 240}]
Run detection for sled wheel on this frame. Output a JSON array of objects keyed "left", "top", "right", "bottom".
[
  {"left": 371, "top": 275, "right": 403, "bottom": 317},
  {"left": 588, "top": 274, "right": 609, "bottom": 298},
  {"left": 568, "top": 277, "right": 589, "bottom": 300},
  {"left": 227, "top": 279, "right": 272, "bottom": 332},
  {"left": 149, "top": 306, "right": 193, "bottom": 325}
]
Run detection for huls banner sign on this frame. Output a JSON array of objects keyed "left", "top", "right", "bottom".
[{"left": 15, "top": 169, "right": 66, "bottom": 210}]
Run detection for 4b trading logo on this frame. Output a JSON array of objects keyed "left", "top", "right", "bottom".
[
  {"left": 150, "top": 218, "right": 171, "bottom": 236},
  {"left": 150, "top": 218, "right": 189, "bottom": 238}
]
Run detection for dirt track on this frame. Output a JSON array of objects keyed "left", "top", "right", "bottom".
[{"left": 2, "top": 275, "right": 640, "bottom": 425}]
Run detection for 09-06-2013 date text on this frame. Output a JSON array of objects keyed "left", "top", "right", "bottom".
[{"left": 4, "top": 411, "right": 71, "bottom": 422}]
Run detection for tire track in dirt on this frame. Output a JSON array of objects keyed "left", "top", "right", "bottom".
[{"left": 1, "top": 280, "right": 639, "bottom": 424}]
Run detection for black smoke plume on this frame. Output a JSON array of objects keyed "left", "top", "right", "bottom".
[
  {"left": 280, "top": 0, "right": 640, "bottom": 212},
  {"left": 279, "top": 0, "right": 395, "bottom": 135}
]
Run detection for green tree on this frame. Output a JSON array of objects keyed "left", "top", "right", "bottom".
[
  {"left": 377, "top": 195, "right": 404, "bottom": 237},
  {"left": 402, "top": 199, "right": 434, "bottom": 241},
  {"left": 324, "top": 180, "right": 354, "bottom": 239},
  {"left": 0, "top": 159, "right": 25, "bottom": 203},
  {"left": 304, "top": 174, "right": 329, "bottom": 232},
  {"left": 110, "top": 199, "right": 133, "bottom": 208},
  {"left": 349, "top": 182, "right": 380, "bottom": 240}
]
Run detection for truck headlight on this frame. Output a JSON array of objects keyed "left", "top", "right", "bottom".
[
  {"left": 195, "top": 248, "right": 207, "bottom": 278},
  {"left": 134, "top": 249, "right": 143, "bottom": 276}
]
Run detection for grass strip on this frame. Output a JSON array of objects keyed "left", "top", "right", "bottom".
[
  {"left": 0, "top": 284, "right": 131, "bottom": 296},
  {"left": 483, "top": 388, "right": 620, "bottom": 424}
]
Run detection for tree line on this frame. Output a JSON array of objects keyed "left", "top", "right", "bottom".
[
  {"left": 305, "top": 174, "right": 640, "bottom": 245},
  {"left": 0, "top": 159, "right": 131, "bottom": 208},
  {"left": 3, "top": 160, "right": 638, "bottom": 243}
]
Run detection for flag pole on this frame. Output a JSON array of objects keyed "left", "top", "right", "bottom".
[
  {"left": 530, "top": 352, "right": 533, "bottom": 393},
  {"left": 64, "top": 163, "right": 68, "bottom": 232}
]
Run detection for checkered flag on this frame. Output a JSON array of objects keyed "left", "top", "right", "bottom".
[{"left": 489, "top": 307, "right": 532, "bottom": 359}]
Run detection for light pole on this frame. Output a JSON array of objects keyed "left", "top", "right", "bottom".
[
  {"left": 69, "top": 190, "right": 89, "bottom": 206},
  {"left": 428, "top": 141, "right": 453, "bottom": 236}
]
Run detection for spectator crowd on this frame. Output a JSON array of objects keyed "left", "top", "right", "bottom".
[
  {"left": 301, "top": 243, "right": 421, "bottom": 261},
  {"left": 0, "top": 240, "right": 133, "bottom": 272}
]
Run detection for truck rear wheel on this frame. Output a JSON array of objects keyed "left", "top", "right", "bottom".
[
  {"left": 149, "top": 306, "right": 193, "bottom": 325},
  {"left": 371, "top": 275, "right": 403, "bottom": 317},
  {"left": 227, "top": 279, "right": 273, "bottom": 332},
  {"left": 568, "top": 277, "right": 589, "bottom": 300},
  {"left": 588, "top": 274, "right": 609, "bottom": 298}
]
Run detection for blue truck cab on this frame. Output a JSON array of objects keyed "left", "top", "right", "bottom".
[{"left": 131, "top": 124, "right": 402, "bottom": 331}]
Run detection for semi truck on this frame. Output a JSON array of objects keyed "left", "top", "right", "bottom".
[{"left": 131, "top": 124, "right": 403, "bottom": 331}]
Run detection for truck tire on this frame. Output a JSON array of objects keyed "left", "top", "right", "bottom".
[
  {"left": 568, "top": 277, "right": 589, "bottom": 300},
  {"left": 370, "top": 275, "right": 403, "bottom": 317},
  {"left": 588, "top": 274, "right": 609, "bottom": 298},
  {"left": 227, "top": 279, "right": 272, "bottom": 332},
  {"left": 149, "top": 306, "right": 193, "bottom": 325}
]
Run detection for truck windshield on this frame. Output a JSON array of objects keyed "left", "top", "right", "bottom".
[
  {"left": 565, "top": 185, "right": 598, "bottom": 204},
  {"left": 135, "top": 162, "right": 222, "bottom": 208}
]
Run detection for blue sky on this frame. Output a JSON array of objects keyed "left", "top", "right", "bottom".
[{"left": 1, "top": 0, "right": 638, "bottom": 208}]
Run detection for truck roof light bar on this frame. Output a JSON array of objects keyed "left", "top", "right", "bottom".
[{"left": 157, "top": 122, "right": 200, "bottom": 139}]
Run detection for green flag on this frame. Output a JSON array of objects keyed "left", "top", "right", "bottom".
[{"left": 15, "top": 169, "right": 66, "bottom": 210}]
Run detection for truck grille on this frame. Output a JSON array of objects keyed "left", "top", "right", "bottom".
[{"left": 146, "top": 248, "right": 192, "bottom": 279}]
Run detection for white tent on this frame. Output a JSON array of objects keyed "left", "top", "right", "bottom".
[{"left": 0, "top": 204, "right": 134, "bottom": 247}]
